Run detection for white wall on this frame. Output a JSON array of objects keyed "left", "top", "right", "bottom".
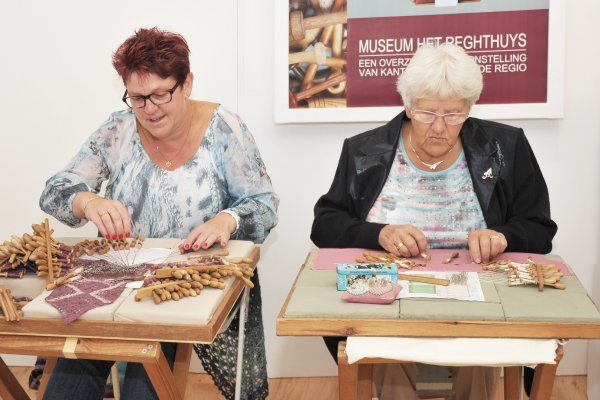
[{"left": 1, "top": 0, "right": 600, "bottom": 381}]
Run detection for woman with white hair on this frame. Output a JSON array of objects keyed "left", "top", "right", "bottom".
[{"left": 311, "top": 43, "right": 556, "bottom": 399}]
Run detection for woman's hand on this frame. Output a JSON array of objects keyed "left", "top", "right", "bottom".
[
  {"left": 379, "top": 224, "right": 427, "bottom": 257},
  {"left": 467, "top": 229, "right": 507, "bottom": 263},
  {"left": 75, "top": 193, "right": 132, "bottom": 239},
  {"left": 180, "top": 212, "right": 237, "bottom": 252}
]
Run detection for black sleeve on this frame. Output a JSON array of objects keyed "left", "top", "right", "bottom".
[
  {"left": 310, "top": 139, "right": 386, "bottom": 249},
  {"left": 489, "top": 131, "right": 557, "bottom": 253}
]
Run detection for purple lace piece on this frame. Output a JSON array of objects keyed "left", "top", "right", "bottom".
[{"left": 45, "top": 278, "right": 128, "bottom": 323}]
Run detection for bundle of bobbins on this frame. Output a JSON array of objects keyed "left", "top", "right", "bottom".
[
  {"left": 482, "top": 259, "right": 566, "bottom": 291},
  {"left": 135, "top": 256, "right": 255, "bottom": 305},
  {"left": 288, "top": 0, "right": 349, "bottom": 109},
  {"left": 0, "top": 285, "right": 22, "bottom": 322},
  {"left": 72, "top": 234, "right": 145, "bottom": 258},
  {"left": 355, "top": 251, "right": 426, "bottom": 270},
  {"left": 0, "top": 219, "right": 73, "bottom": 283}
]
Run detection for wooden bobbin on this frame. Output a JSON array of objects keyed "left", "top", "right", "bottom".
[
  {"left": 332, "top": 23, "right": 344, "bottom": 57},
  {"left": 327, "top": 70, "right": 347, "bottom": 95},
  {"left": 301, "top": 64, "right": 319, "bottom": 90},
  {"left": 289, "top": 42, "right": 327, "bottom": 65},
  {"left": 306, "top": 97, "right": 347, "bottom": 108},
  {"left": 294, "top": 72, "right": 347, "bottom": 102},
  {"left": 289, "top": 90, "right": 299, "bottom": 108},
  {"left": 290, "top": 10, "right": 347, "bottom": 41}
]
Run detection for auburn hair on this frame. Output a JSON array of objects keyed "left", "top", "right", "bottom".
[{"left": 112, "top": 27, "right": 190, "bottom": 84}]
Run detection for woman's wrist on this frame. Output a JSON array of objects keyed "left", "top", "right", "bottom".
[
  {"left": 218, "top": 210, "right": 240, "bottom": 234},
  {"left": 76, "top": 193, "right": 103, "bottom": 219}
]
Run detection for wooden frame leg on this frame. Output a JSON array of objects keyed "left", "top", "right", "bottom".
[
  {"left": 503, "top": 366, "right": 521, "bottom": 400},
  {"left": 173, "top": 343, "right": 192, "bottom": 398},
  {"left": 143, "top": 343, "right": 183, "bottom": 400},
  {"left": 529, "top": 342, "right": 564, "bottom": 400},
  {"left": 357, "top": 364, "right": 373, "bottom": 400},
  {"left": 110, "top": 363, "right": 121, "bottom": 400},
  {"left": 338, "top": 341, "right": 358, "bottom": 400},
  {"left": 0, "top": 355, "right": 29, "bottom": 400},
  {"left": 529, "top": 364, "right": 558, "bottom": 400},
  {"left": 37, "top": 356, "right": 57, "bottom": 400}
]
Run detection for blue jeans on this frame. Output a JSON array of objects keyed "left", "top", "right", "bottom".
[{"left": 42, "top": 342, "right": 177, "bottom": 400}]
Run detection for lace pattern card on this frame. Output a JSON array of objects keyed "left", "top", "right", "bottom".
[{"left": 397, "top": 271, "right": 485, "bottom": 301}]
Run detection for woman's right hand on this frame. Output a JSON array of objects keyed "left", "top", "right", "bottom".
[
  {"left": 74, "top": 193, "right": 132, "bottom": 239},
  {"left": 378, "top": 224, "right": 427, "bottom": 257}
]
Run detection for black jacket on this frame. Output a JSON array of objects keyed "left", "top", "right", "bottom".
[{"left": 311, "top": 111, "right": 557, "bottom": 253}]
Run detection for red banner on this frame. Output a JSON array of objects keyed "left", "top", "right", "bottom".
[{"left": 346, "top": 10, "right": 549, "bottom": 107}]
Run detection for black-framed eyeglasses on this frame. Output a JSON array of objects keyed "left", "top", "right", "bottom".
[
  {"left": 122, "top": 81, "right": 181, "bottom": 109},
  {"left": 411, "top": 109, "right": 469, "bottom": 126}
]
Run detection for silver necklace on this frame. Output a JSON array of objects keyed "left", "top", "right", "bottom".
[{"left": 408, "top": 129, "right": 457, "bottom": 171}]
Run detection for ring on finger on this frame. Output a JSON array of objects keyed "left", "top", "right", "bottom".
[
  {"left": 395, "top": 242, "right": 405, "bottom": 249},
  {"left": 490, "top": 235, "right": 501, "bottom": 241},
  {"left": 99, "top": 210, "right": 109, "bottom": 217}
]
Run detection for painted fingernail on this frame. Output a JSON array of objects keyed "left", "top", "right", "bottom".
[
  {"left": 184, "top": 243, "right": 191, "bottom": 250},
  {"left": 119, "top": 234, "right": 124, "bottom": 240},
  {"left": 202, "top": 242, "right": 209, "bottom": 248},
  {"left": 112, "top": 235, "right": 118, "bottom": 240},
  {"left": 126, "top": 232, "right": 131, "bottom": 238},
  {"left": 193, "top": 244, "right": 200, "bottom": 251}
]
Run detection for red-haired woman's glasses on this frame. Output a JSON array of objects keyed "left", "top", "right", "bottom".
[{"left": 122, "top": 82, "right": 180, "bottom": 109}]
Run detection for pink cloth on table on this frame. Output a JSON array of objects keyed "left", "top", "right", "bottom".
[
  {"left": 312, "top": 248, "right": 571, "bottom": 275},
  {"left": 341, "top": 282, "right": 402, "bottom": 304},
  {"left": 45, "top": 278, "right": 128, "bottom": 324}
]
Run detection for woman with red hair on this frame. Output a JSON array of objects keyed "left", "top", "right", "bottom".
[{"left": 40, "top": 27, "right": 278, "bottom": 400}]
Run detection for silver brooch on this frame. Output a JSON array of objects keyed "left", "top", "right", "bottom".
[{"left": 482, "top": 168, "right": 494, "bottom": 180}]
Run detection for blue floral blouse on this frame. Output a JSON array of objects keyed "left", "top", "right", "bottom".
[{"left": 40, "top": 105, "right": 279, "bottom": 243}]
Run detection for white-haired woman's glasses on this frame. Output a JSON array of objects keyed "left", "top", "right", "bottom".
[{"left": 411, "top": 109, "right": 468, "bottom": 125}]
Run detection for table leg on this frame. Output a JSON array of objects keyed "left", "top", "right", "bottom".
[
  {"left": 357, "top": 364, "right": 373, "bottom": 400},
  {"left": 173, "top": 343, "right": 192, "bottom": 398},
  {"left": 234, "top": 286, "right": 250, "bottom": 400},
  {"left": 338, "top": 341, "right": 358, "bottom": 400},
  {"left": 0, "top": 355, "right": 29, "bottom": 400},
  {"left": 143, "top": 344, "right": 183, "bottom": 400},
  {"left": 503, "top": 366, "right": 521, "bottom": 400},
  {"left": 37, "top": 356, "right": 57, "bottom": 399},
  {"left": 528, "top": 364, "right": 558, "bottom": 400},
  {"left": 529, "top": 343, "right": 564, "bottom": 400},
  {"left": 110, "top": 363, "right": 121, "bottom": 400}
]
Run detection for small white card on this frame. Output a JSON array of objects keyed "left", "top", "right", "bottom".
[{"left": 436, "top": 0, "right": 459, "bottom": 6}]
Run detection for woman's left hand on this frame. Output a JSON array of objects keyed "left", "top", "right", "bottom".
[
  {"left": 180, "top": 213, "right": 237, "bottom": 252},
  {"left": 467, "top": 229, "right": 507, "bottom": 263}
]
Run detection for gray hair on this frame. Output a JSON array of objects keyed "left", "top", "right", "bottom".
[{"left": 397, "top": 43, "right": 483, "bottom": 109}]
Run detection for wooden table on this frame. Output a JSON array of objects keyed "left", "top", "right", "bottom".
[
  {"left": 0, "top": 242, "right": 259, "bottom": 400},
  {"left": 277, "top": 252, "right": 600, "bottom": 400}
]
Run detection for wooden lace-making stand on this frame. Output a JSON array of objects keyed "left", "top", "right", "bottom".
[
  {"left": 277, "top": 252, "right": 600, "bottom": 400},
  {"left": 0, "top": 239, "right": 259, "bottom": 400}
]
